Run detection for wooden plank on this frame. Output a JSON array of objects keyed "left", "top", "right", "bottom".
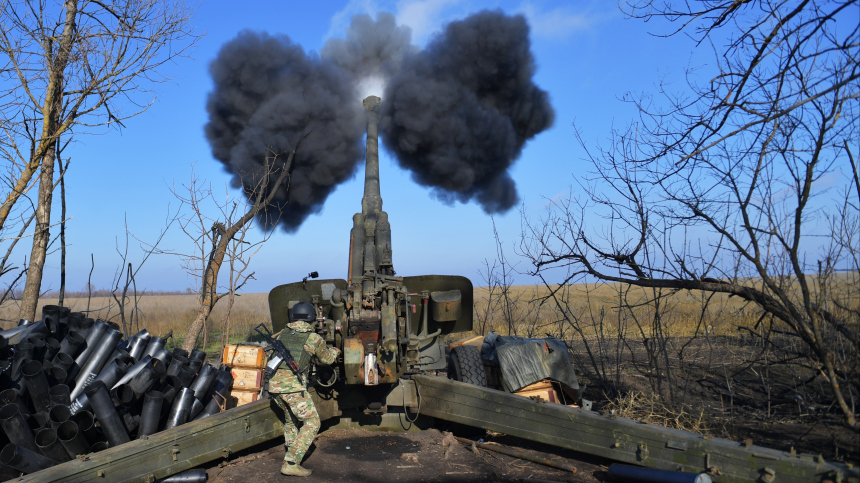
[{"left": 412, "top": 375, "right": 858, "bottom": 483}]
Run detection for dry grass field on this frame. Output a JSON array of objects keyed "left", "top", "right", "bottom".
[
  {"left": 470, "top": 282, "right": 755, "bottom": 340},
  {"left": 0, "top": 293, "right": 271, "bottom": 351},
  {"left": 0, "top": 282, "right": 855, "bottom": 460},
  {"left": 0, "top": 282, "right": 750, "bottom": 343}
]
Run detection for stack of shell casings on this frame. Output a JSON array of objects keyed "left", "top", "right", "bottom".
[{"left": 0, "top": 305, "right": 233, "bottom": 478}]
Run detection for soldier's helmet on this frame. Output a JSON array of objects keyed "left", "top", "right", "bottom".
[{"left": 289, "top": 302, "right": 315, "bottom": 322}]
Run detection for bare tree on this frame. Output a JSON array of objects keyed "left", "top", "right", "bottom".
[
  {"left": 159, "top": 141, "right": 303, "bottom": 352},
  {"left": 108, "top": 213, "right": 174, "bottom": 336},
  {"left": 0, "top": 0, "right": 200, "bottom": 322},
  {"left": 521, "top": 1, "right": 859, "bottom": 430}
]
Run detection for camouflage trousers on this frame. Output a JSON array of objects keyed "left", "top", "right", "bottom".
[{"left": 272, "top": 391, "right": 320, "bottom": 464}]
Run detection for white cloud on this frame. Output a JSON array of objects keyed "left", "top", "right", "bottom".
[
  {"left": 395, "top": 0, "right": 465, "bottom": 45},
  {"left": 517, "top": 1, "right": 595, "bottom": 40}
]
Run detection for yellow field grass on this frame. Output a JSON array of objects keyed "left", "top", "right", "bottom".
[
  {"left": 0, "top": 279, "right": 825, "bottom": 345},
  {"left": 0, "top": 293, "right": 271, "bottom": 350},
  {"left": 471, "top": 282, "right": 756, "bottom": 340}
]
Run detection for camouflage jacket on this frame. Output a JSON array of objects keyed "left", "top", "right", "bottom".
[{"left": 268, "top": 321, "right": 340, "bottom": 394}]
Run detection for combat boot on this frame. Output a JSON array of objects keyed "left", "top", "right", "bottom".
[{"left": 281, "top": 460, "right": 312, "bottom": 477}]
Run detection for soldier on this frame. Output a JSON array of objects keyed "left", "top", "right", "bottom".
[{"left": 268, "top": 301, "right": 340, "bottom": 477}]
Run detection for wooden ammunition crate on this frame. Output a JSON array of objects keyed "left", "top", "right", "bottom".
[
  {"left": 514, "top": 380, "right": 578, "bottom": 407},
  {"left": 449, "top": 335, "right": 484, "bottom": 351},
  {"left": 230, "top": 367, "right": 264, "bottom": 391},
  {"left": 223, "top": 344, "right": 266, "bottom": 369},
  {"left": 227, "top": 389, "right": 259, "bottom": 409}
]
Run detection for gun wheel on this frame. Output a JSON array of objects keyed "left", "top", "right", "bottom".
[{"left": 448, "top": 345, "right": 487, "bottom": 387}]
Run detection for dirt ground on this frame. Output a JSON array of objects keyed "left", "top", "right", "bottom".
[
  {"left": 204, "top": 423, "right": 607, "bottom": 483},
  {"left": 568, "top": 335, "right": 860, "bottom": 464}
]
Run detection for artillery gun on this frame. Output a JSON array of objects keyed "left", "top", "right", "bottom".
[
  {"left": 9, "top": 97, "right": 856, "bottom": 482},
  {"left": 267, "top": 96, "right": 473, "bottom": 410}
]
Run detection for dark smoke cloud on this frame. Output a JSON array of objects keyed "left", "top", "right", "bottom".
[
  {"left": 205, "top": 11, "right": 553, "bottom": 231},
  {"left": 204, "top": 31, "right": 364, "bottom": 232},
  {"left": 321, "top": 12, "right": 416, "bottom": 80},
  {"left": 380, "top": 10, "right": 554, "bottom": 213}
]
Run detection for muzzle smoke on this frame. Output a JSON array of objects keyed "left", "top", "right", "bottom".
[
  {"left": 205, "top": 10, "right": 553, "bottom": 230},
  {"left": 380, "top": 10, "right": 554, "bottom": 213},
  {"left": 204, "top": 31, "right": 363, "bottom": 231}
]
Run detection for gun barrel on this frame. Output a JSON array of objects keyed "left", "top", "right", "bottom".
[
  {"left": 350, "top": 95, "right": 394, "bottom": 280},
  {"left": 361, "top": 96, "right": 382, "bottom": 217}
]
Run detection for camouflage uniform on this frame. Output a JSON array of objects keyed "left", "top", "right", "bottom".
[{"left": 268, "top": 321, "right": 340, "bottom": 465}]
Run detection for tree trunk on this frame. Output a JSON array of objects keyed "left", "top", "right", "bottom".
[
  {"left": 18, "top": 148, "right": 56, "bottom": 322},
  {"left": 180, "top": 140, "right": 302, "bottom": 351},
  {"left": 181, "top": 253, "right": 224, "bottom": 352},
  {"left": 15, "top": 0, "right": 77, "bottom": 322},
  {"left": 184, "top": 309, "right": 212, "bottom": 353}
]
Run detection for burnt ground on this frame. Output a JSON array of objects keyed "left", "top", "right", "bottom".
[
  {"left": 203, "top": 422, "right": 607, "bottom": 483},
  {"left": 567, "top": 335, "right": 860, "bottom": 464}
]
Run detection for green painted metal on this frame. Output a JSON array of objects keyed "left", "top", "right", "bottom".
[
  {"left": 400, "top": 275, "right": 474, "bottom": 335},
  {"left": 268, "top": 278, "right": 348, "bottom": 334},
  {"left": 12, "top": 398, "right": 283, "bottom": 483},
  {"left": 411, "top": 375, "right": 859, "bottom": 483},
  {"left": 14, "top": 376, "right": 858, "bottom": 483}
]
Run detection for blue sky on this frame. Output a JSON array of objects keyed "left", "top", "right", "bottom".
[{"left": 24, "top": 0, "right": 708, "bottom": 294}]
